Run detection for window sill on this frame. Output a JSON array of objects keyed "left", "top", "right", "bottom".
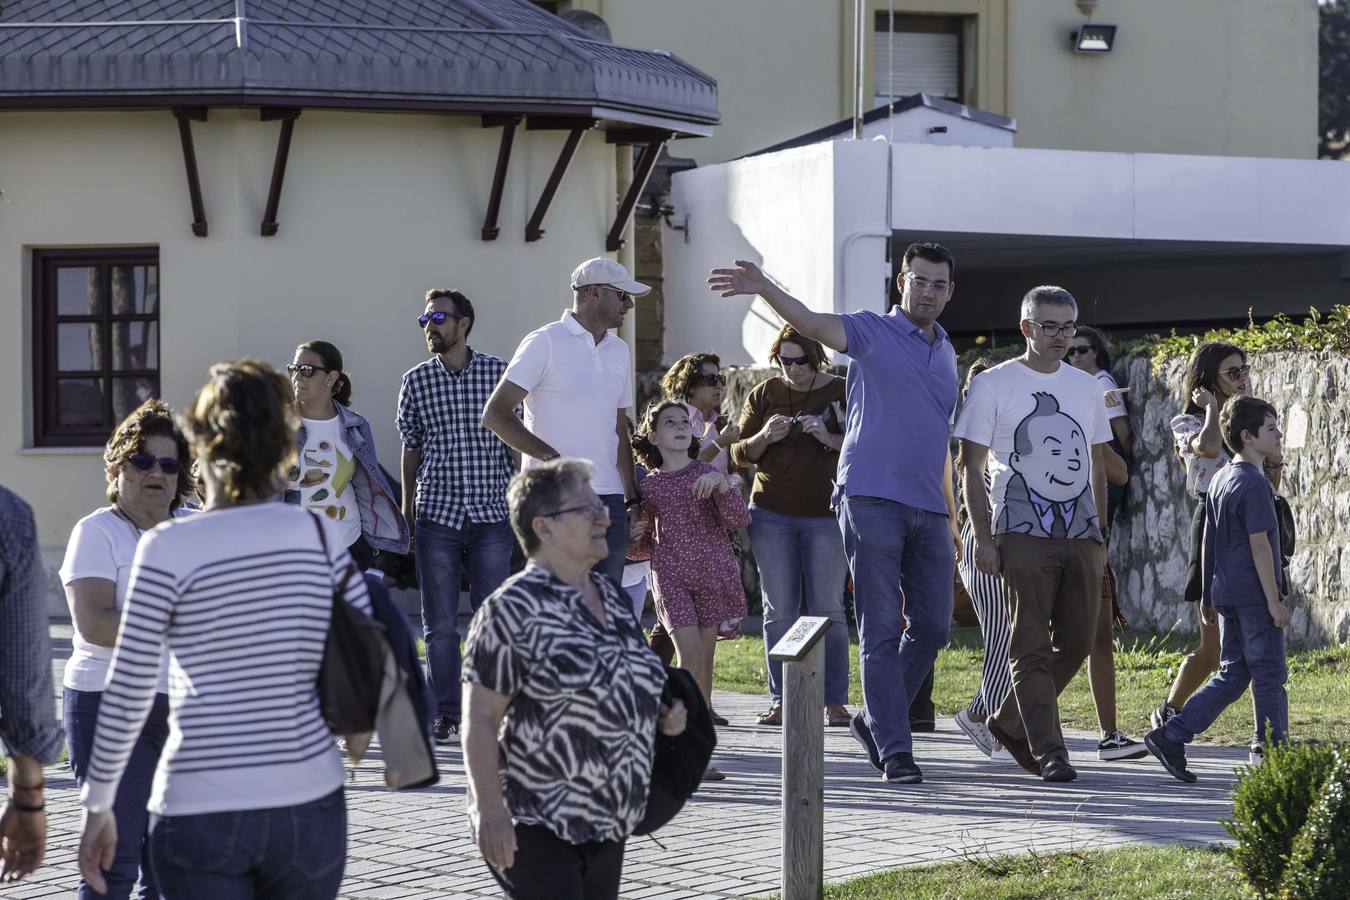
[{"left": 17, "top": 446, "right": 104, "bottom": 456}]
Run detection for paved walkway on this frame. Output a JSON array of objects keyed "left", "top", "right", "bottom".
[{"left": 9, "top": 631, "right": 1243, "bottom": 899}]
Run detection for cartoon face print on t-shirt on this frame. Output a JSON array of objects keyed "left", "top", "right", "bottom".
[{"left": 998, "top": 392, "right": 1096, "bottom": 539}]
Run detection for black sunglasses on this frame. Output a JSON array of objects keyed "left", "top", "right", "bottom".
[
  {"left": 286, "top": 363, "right": 332, "bottom": 379},
  {"left": 1066, "top": 346, "right": 1094, "bottom": 356},
  {"left": 778, "top": 354, "right": 811, "bottom": 367},
  {"left": 127, "top": 454, "right": 182, "bottom": 476},
  {"left": 695, "top": 373, "right": 727, "bottom": 387},
  {"left": 418, "top": 311, "right": 466, "bottom": 329},
  {"left": 1221, "top": 364, "right": 1251, "bottom": 380}
]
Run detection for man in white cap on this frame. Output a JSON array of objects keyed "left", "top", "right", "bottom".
[{"left": 483, "top": 257, "right": 649, "bottom": 581}]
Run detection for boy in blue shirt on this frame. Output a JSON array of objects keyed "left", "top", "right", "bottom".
[{"left": 1145, "top": 396, "right": 1289, "bottom": 783}]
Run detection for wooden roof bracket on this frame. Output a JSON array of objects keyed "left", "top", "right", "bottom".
[
  {"left": 480, "top": 115, "right": 521, "bottom": 241},
  {"left": 172, "top": 108, "right": 209, "bottom": 237},
  {"left": 525, "top": 123, "right": 594, "bottom": 242},
  {"left": 606, "top": 134, "right": 671, "bottom": 252},
  {"left": 259, "top": 108, "right": 301, "bottom": 237}
]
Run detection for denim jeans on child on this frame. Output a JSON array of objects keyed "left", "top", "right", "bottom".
[
  {"left": 836, "top": 495, "right": 954, "bottom": 759},
  {"left": 748, "top": 505, "right": 850, "bottom": 707},
  {"left": 65, "top": 688, "right": 170, "bottom": 900},
  {"left": 1165, "top": 604, "right": 1288, "bottom": 746},
  {"left": 148, "top": 787, "right": 346, "bottom": 900},
  {"left": 415, "top": 517, "right": 513, "bottom": 721}
]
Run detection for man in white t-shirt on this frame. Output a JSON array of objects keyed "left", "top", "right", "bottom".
[
  {"left": 954, "top": 286, "right": 1111, "bottom": 783},
  {"left": 483, "top": 257, "right": 647, "bottom": 581}
]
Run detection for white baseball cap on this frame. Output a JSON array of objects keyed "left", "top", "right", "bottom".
[{"left": 570, "top": 257, "right": 650, "bottom": 296}]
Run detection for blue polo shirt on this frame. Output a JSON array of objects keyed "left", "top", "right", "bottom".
[
  {"left": 835, "top": 307, "right": 959, "bottom": 515},
  {"left": 1202, "top": 460, "right": 1283, "bottom": 607}
]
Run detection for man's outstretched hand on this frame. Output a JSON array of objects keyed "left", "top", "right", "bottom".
[{"left": 708, "top": 260, "right": 770, "bottom": 298}]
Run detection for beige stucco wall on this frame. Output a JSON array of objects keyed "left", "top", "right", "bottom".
[
  {"left": 577, "top": 0, "right": 1315, "bottom": 162},
  {"left": 0, "top": 108, "right": 619, "bottom": 588}
]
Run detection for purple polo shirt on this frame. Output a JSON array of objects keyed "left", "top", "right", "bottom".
[{"left": 835, "top": 307, "right": 959, "bottom": 515}]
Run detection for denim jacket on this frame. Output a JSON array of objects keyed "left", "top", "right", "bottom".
[{"left": 284, "top": 403, "right": 410, "bottom": 554}]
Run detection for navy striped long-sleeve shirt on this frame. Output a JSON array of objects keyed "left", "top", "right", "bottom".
[{"left": 80, "top": 502, "right": 370, "bottom": 816}]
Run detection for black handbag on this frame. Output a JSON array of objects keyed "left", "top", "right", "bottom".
[{"left": 310, "top": 514, "right": 386, "bottom": 736}]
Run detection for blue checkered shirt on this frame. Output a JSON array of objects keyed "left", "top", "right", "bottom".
[
  {"left": 0, "top": 485, "right": 62, "bottom": 763},
  {"left": 396, "top": 350, "right": 515, "bottom": 528}
]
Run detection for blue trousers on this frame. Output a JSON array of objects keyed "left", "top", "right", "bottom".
[
  {"left": 1166, "top": 604, "right": 1288, "bottom": 746},
  {"left": 148, "top": 788, "right": 346, "bottom": 899},
  {"left": 416, "top": 517, "right": 513, "bottom": 720},
  {"left": 837, "top": 495, "right": 954, "bottom": 759},
  {"left": 597, "top": 494, "right": 631, "bottom": 584},
  {"left": 65, "top": 688, "right": 170, "bottom": 900},
  {"left": 748, "top": 505, "right": 850, "bottom": 706}
]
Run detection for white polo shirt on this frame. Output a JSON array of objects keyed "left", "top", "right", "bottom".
[{"left": 504, "top": 310, "right": 633, "bottom": 495}]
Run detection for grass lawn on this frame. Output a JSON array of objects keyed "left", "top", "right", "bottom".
[
  {"left": 775, "top": 844, "right": 1245, "bottom": 899},
  {"left": 714, "top": 626, "right": 1350, "bottom": 745}
]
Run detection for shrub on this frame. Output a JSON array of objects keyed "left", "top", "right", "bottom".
[
  {"left": 1279, "top": 752, "right": 1350, "bottom": 900},
  {"left": 1223, "top": 741, "right": 1340, "bottom": 897}
]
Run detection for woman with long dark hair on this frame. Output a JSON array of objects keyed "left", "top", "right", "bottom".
[
  {"left": 1151, "top": 341, "right": 1253, "bottom": 730},
  {"left": 285, "top": 340, "right": 408, "bottom": 570}
]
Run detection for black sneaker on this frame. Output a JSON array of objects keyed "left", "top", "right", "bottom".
[
  {"left": 433, "top": 716, "right": 459, "bottom": 746},
  {"left": 1145, "top": 727, "right": 1197, "bottom": 783},
  {"left": 1247, "top": 744, "right": 1264, "bottom": 766},
  {"left": 882, "top": 752, "right": 923, "bottom": 784},
  {"left": 1150, "top": 702, "right": 1180, "bottom": 731},
  {"left": 909, "top": 718, "right": 936, "bottom": 734},
  {"left": 1098, "top": 730, "right": 1149, "bottom": 761},
  {"left": 849, "top": 712, "right": 883, "bottom": 772}
]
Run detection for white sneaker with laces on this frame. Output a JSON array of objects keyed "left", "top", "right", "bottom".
[
  {"left": 954, "top": 709, "right": 996, "bottom": 757},
  {"left": 990, "top": 744, "right": 1014, "bottom": 763}
]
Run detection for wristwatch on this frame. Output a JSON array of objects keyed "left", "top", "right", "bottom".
[{"left": 623, "top": 497, "right": 642, "bottom": 510}]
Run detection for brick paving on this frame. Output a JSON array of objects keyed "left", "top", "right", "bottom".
[{"left": 8, "top": 629, "right": 1243, "bottom": 899}]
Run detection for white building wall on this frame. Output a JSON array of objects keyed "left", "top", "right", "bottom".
[{"left": 0, "top": 109, "right": 619, "bottom": 585}]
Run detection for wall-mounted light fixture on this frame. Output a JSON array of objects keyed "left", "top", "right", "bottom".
[{"left": 1071, "top": 0, "right": 1117, "bottom": 54}]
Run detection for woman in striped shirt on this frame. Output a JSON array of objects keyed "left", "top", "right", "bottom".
[{"left": 77, "top": 360, "right": 369, "bottom": 899}]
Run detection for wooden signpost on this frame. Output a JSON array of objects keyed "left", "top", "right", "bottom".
[{"left": 768, "top": 615, "right": 832, "bottom": 900}]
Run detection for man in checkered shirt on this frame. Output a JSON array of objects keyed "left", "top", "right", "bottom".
[{"left": 397, "top": 289, "right": 516, "bottom": 746}]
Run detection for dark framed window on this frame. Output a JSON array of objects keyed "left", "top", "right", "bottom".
[{"left": 32, "top": 248, "right": 161, "bottom": 447}]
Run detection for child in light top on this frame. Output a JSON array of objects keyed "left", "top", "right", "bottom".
[
  {"left": 630, "top": 402, "right": 750, "bottom": 746},
  {"left": 1145, "top": 395, "right": 1290, "bottom": 783}
]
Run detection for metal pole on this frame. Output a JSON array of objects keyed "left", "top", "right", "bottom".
[{"left": 853, "top": 0, "right": 865, "bottom": 139}]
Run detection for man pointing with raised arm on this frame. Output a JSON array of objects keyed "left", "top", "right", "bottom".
[{"left": 709, "top": 245, "right": 961, "bottom": 784}]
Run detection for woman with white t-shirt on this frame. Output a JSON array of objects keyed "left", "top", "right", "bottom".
[
  {"left": 61, "top": 399, "right": 193, "bottom": 900},
  {"left": 285, "top": 340, "right": 408, "bottom": 569},
  {"left": 1151, "top": 341, "right": 1261, "bottom": 730}
]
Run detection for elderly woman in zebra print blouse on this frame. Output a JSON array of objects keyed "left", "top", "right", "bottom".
[{"left": 461, "top": 458, "right": 687, "bottom": 900}]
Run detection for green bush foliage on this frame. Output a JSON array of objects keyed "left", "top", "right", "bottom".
[
  {"left": 1123, "top": 306, "right": 1350, "bottom": 362},
  {"left": 1223, "top": 741, "right": 1341, "bottom": 897},
  {"left": 1279, "top": 752, "right": 1350, "bottom": 900}
]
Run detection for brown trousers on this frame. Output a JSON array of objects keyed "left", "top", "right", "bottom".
[{"left": 991, "top": 532, "right": 1104, "bottom": 765}]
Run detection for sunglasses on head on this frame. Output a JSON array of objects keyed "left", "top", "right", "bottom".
[
  {"left": 1066, "top": 346, "right": 1094, "bottom": 356},
  {"left": 778, "top": 354, "right": 811, "bottom": 367},
  {"left": 127, "top": 454, "right": 182, "bottom": 476},
  {"left": 286, "top": 363, "right": 332, "bottom": 379},
  {"left": 418, "top": 311, "right": 466, "bottom": 328}
]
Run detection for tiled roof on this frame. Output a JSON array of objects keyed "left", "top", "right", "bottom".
[{"left": 0, "top": 0, "right": 718, "bottom": 130}]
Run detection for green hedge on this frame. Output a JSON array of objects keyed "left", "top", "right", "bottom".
[{"left": 1279, "top": 751, "right": 1350, "bottom": 900}]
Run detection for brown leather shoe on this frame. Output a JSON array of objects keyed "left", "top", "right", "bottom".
[
  {"left": 987, "top": 719, "right": 1041, "bottom": 776},
  {"left": 826, "top": 705, "right": 852, "bottom": 728},
  {"left": 755, "top": 705, "right": 782, "bottom": 726}
]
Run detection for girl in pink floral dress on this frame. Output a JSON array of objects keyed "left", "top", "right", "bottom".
[{"left": 631, "top": 402, "right": 750, "bottom": 751}]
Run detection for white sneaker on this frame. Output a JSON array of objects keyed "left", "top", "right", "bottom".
[
  {"left": 990, "top": 744, "right": 1015, "bottom": 763},
  {"left": 954, "top": 709, "right": 996, "bottom": 757},
  {"left": 1248, "top": 744, "right": 1264, "bottom": 766}
]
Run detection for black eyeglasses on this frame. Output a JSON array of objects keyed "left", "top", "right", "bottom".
[
  {"left": 127, "top": 454, "right": 182, "bottom": 476},
  {"left": 695, "top": 373, "right": 727, "bottom": 387},
  {"left": 418, "top": 311, "right": 466, "bottom": 329},
  {"left": 1029, "top": 320, "right": 1078, "bottom": 338},
  {"left": 286, "top": 363, "right": 332, "bottom": 379},
  {"left": 1221, "top": 364, "right": 1251, "bottom": 380},
  {"left": 1066, "top": 346, "right": 1094, "bottom": 357},
  {"left": 778, "top": 354, "right": 811, "bottom": 367},
  {"left": 541, "top": 502, "right": 610, "bottom": 521},
  {"left": 596, "top": 285, "right": 633, "bottom": 305}
]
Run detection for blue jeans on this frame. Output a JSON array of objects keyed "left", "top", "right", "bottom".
[
  {"left": 1166, "top": 604, "right": 1288, "bottom": 746},
  {"left": 837, "top": 495, "right": 954, "bottom": 759},
  {"left": 748, "top": 505, "right": 850, "bottom": 706},
  {"left": 416, "top": 517, "right": 513, "bottom": 720},
  {"left": 148, "top": 788, "right": 346, "bottom": 900},
  {"left": 598, "top": 494, "right": 630, "bottom": 584},
  {"left": 65, "top": 688, "right": 170, "bottom": 900}
]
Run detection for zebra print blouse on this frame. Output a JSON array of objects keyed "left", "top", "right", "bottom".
[{"left": 462, "top": 562, "right": 666, "bottom": 844}]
